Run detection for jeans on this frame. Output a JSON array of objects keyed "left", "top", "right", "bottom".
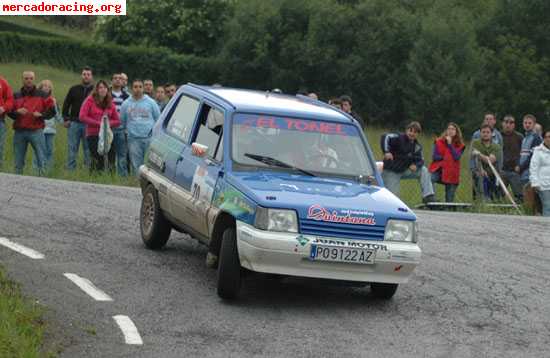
[
  {"left": 501, "top": 170, "right": 523, "bottom": 201},
  {"left": 539, "top": 190, "right": 550, "bottom": 217},
  {"left": 128, "top": 137, "right": 151, "bottom": 175},
  {"left": 431, "top": 170, "right": 458, "bottom": 202},
  {"left": 472, "top": 172, "right": 498, "bottom": 201},
  {"left": 67, "top": 121, "right": 90, "bottom": 170},
  {"left": 13, "top": 129, "right": 46, "bottom": 175},
  {"left": 113, "top": 129, "right": 128, "bottom": 176},
  {"left": 0, "top": 120, "right": 5, "bottom": 169},
  {"left": 382, "top": 166, "right": 435, "bottom": 199},
  {"left": 87, "top": 136, "right": 116, "bottom": 173},
  {"left": 33, "top": 133, "right": 55, "bottom": 170}
]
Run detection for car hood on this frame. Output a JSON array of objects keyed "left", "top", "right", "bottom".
[{"left": 226, "top": 171, "right": 416, "bottom": 227}]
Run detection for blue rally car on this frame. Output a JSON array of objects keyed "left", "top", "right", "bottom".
[{"left": 139, "top": 84, "right": 421, "bottom": 300}]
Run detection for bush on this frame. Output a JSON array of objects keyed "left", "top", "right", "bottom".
[{"left": 0, "top": 31, "right": 220, "bottom": 85}]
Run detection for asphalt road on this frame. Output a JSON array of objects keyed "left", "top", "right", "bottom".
[{"left": 0, "top": 173, "right": 549, "bottom": 358}]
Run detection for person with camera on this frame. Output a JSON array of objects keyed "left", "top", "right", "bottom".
[{"left": 79, "top": 80, "right": 120, "bottom": 173}]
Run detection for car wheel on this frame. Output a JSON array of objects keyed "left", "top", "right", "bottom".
[
  {"left": 140, "top": 185, "right": 171, "bottom": 250},
  {"left": 370, "top": 282, "right": 398, "bottom": 299},
  {"left": 217, "top": 227, "right": 241, "bottom": 299}
]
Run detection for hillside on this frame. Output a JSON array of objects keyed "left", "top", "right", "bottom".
[{"left": 0, "top": 16, "right": 87, "bottom": 40}]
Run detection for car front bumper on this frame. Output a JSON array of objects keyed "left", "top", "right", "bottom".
[{"left": 236, "top": 221, "right": 421, "bottom": 284}]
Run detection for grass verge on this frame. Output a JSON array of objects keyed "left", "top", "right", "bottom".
[
  {"left": 0, "top": 16, "right": 87, "bottom": 40},
  {"left": 0, "top": 265, "right": 54, "bottom": 358}
]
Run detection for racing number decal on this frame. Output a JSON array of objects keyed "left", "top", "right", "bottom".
[{"left": 191, "top": 165, "right": 215, "bottom": 203}]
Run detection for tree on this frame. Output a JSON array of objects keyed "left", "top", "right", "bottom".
[
  {"left": 402, "top": 5, "right": 487, "bottom": 133},
  {"left": 95, "top": 0, "right": 232, "bottom": 56},
  {"left": 483, "top": 35, "right": 549, "bottom": 121}
]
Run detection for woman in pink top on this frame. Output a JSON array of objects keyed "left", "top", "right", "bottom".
[{"left": 79, "top": 80, "right": 120, "bottom": 172}]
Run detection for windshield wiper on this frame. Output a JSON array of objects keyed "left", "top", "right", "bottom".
[{"left": 244, "top": 153, "right": 316, "bottom": 177}]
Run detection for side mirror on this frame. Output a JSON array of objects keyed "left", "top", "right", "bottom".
[{"left": 191, "top": 142, "right": 208, "bottom": 157}]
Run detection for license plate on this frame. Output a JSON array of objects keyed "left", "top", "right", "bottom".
[{"left": 309, "top": 244, "right": 376, "bottom": 264}]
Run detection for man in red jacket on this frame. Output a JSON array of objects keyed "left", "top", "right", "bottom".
[
  {"left": 0, "top": 75, "right": 14, "bottom": 170},
  {"left": 8, "top": 71, "right": 54, "bottom": 175}
]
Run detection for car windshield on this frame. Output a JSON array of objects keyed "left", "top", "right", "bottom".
[{"left": 232, "top": 113, "right": 374, "bottom": 178}]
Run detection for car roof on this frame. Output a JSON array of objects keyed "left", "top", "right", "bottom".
[{"left": 187, "top": 84, "right": 354, "bottom": 124}]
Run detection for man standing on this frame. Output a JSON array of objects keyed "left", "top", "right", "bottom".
[
  {"left": 154, "top": 86, "right": 168, "bottom": 112},
  {"left": 470, "top": 124, "right": 502, "bottom": 200},
  {"left": 382, "top": 121, "right": 435, "bottom": 203},
  {"left": 164, "top": 83, "right": 177, "bottom": 100},
  {"left": 500, "top": 115, "right": 524, "bottom": 201},
  {"left": 63, "top": 66, "right": 93, "bottom": 170},
  {"left": 120, "top": 79, "right": 160, "bottom": 174},
  {"left": 111, "top": 73, "right": 130, "bottom": 176},
  {"left": 144, "top": 79, "right": 154, "bottom": 98},
  {"left": 519, "top": 114, "right": 543, "bottom": 186},
  {"left": 120, "top": 73, "right": 129, "bottom": 92},
  {"left": 340, "top": 95, "right": 366, "bottom": 129},
  {"left": 0, "top": 75, "right": 14, "bottom": 170},
  {"left": 8, "top": 71, "right": 54, "bottom": 175}
]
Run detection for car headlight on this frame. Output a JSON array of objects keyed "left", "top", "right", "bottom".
[
  {"left": 384, "top": 220, "right": 417, "bottom": 242},
  {"left": 255, "top": 207, "right": 298, "bottom": 233}
]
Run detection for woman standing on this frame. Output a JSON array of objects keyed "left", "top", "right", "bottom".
[
  {"left": 79, "top": 80, "right": 120, "bottom": 173},
  {"left": 530, "top": 129, "right": 550, "bottom": 216},
  {"left": 32, "top": 80, "right": 63, "bottom": 170},
  {"left": 429, "top": 122, "right": 466, "bottom": 202}
]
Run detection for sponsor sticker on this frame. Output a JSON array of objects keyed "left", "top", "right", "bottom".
[{"left": 307, "top": 204, "right": 376, "bottom": 226}]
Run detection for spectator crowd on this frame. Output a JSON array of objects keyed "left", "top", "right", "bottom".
[
  {"left": 0, "top": 67, "right": 172, "bottom": 178},
  {"left": 0, "top": 69, "right": 549, "bottom": 216}
]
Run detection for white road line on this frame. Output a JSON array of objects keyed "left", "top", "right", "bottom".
[
  {"left": 63, "top": 273, "right": 113, "bottom": 302},
  {"left": 0, "top": 237, "right": 45, "bottom": 259},
  {"left": 113, "top": 315, "right": 143, "bottom": 345}
]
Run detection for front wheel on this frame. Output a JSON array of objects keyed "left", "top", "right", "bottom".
[
  {"left": 217, "top": 227, "right": 241, "bottom": 299},
  {"left": 140, "top": 185, "right": 171, "bottom": 250},
  {"left": 370, "top": 282, "right": 398, "bottom": 299}
]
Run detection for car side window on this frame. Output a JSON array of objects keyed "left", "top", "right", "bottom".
[
  {"left": 194, "top": 104, "right": 224, "bottom": 160},
  {"left": 166, "top": 94, "right": 200, "bottom": 143}
]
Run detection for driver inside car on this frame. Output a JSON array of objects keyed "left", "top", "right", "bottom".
[{"left": 309, "top": 135, "right": 339, "bottom": 170}]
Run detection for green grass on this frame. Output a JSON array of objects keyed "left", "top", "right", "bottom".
[
  {"left": 0, "top": 266, "right": 52, "bottom": 358},
  {"left": 0, "top": 17, "right": 87, "bottom": 40},
  {"left": 0, "top": 62, "right": 81, "bottom": 104}
]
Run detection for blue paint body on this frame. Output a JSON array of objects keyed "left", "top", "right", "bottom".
[{"left": 148, "top": 84, "right": 416, "bottom": 239}]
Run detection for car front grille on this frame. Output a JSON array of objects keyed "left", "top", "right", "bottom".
[{"left": 300, "top": 218, "right": 385, "bottom": 241}]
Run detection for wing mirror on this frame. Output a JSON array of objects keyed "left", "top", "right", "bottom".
[{"left": 191, "top": 143, "right": 208, "bottom": 157}]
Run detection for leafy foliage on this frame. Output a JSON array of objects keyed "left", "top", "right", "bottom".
[
  {"left": 96, "top": 0, "right": 231, "bottom": 56},
  {"left": 6, "top": 0, "right": 550, "bottom": 133}
]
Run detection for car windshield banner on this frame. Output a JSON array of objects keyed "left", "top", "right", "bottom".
[{"left": 234, "top": 114, "right": 359, "bottom": 137}]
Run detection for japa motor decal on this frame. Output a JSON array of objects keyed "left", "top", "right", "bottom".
[{"left": 307, "top": 204, "right": 376, "bottom": 225}]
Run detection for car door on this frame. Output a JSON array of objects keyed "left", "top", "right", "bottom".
[
  {"left": 160, "top": 92, "right": 201, "bottom": 228},
  {"left": 175, "top": 102, "right": 225, "bottom": 237}
]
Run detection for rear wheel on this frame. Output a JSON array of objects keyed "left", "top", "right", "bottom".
[
  {"left": 370, "top": 282, "right": 398, "bottom": 299},
  {"left": 140, "top": 185, "right": 171, "bottom": 250},
  {"left": 217, "top": 227, "right": 241, "bottom": 299}
]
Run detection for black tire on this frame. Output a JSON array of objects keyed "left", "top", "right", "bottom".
[
  {"left": 370, "top": 282, "right": 398, "bottom": 299},
  {"left": 217, "top": 227, "right": 241, "bottom": 299},
  {"left": 140, "top": 185, "right": 171, "bottom": 250}
]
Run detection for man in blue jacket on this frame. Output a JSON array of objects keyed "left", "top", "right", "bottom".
[
  {"left": 120, "top": 79, "right": 160, "bottom": 175},
  {"left": 382, "top": 121, "right": 435, "bottom": 203},
  {"left": 519, "top": 114, "right": 543, "bottom": 186}
]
